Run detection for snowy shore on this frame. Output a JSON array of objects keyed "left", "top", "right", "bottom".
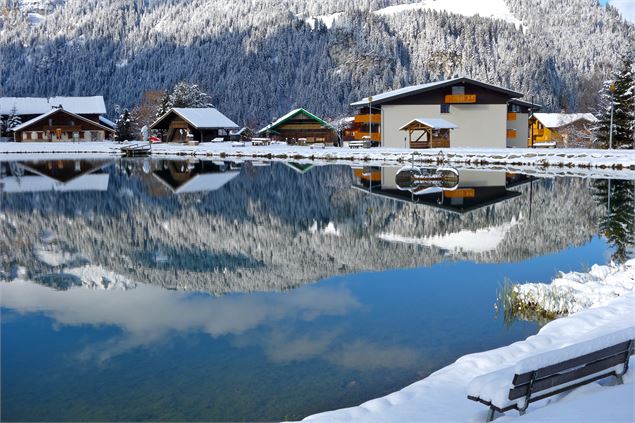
[
  {"left": 1, "top": 142, "right": 634, "bottom": 174},
  {"left": 298, "top": 261, "right": 635, "bottom": 423}
]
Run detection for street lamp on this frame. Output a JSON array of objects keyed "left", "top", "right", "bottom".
[
  {"left": 368, "top": 95, "right": 373, "bottom": 147},
  {"left": 609, "top": 83, "right": 615, "bottom": 149}
]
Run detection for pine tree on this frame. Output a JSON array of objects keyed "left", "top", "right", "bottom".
[
  {"left": 7, "top": 106, "right": 22, "bottom": 131},
  {"left": 156, "top": 94, "right": 171, "bottom": 119},
  {"left": 115, "top": 107, "right": 137, "bottom": 142},
  {"left": 155, "top": 81, "right": 213, "bottom": 118},
  {"left": 593, "top": 55, "right": 635, "bottom": 149}
]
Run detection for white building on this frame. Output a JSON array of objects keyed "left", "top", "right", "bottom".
[{"left": 351, "top": 77, "right": 537, "bottom": 149}]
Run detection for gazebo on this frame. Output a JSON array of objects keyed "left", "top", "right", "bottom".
[{"left": 399, "top": 118, "right": 458, "bottom": 148}]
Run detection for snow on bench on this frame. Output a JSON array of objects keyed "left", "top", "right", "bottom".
[{"left": 467, "top": 327, "right": 635, "bottom": 421}]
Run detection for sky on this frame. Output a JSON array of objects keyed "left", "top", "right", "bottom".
[{"left": 601, "top": 0, "right": 635, "bottom": 23}]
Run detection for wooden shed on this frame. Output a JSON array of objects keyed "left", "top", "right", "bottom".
[{"left": 399, "top": 118, "right": 458, "bottom": 148}]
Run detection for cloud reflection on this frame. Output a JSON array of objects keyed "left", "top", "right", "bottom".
[{"left": 0, "top": 281, "right": 359, "bottom": 362}]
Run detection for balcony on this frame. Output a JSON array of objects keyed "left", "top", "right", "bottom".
[
  {"left": 507, "top": 129, "right": 517, "bottom": 139},
  {"left": 444, "top": 94, "right": 477, "bottom": 104},
  {"left": 353, "top": 114, "right": 381, "bottom": 124},
  {"left": 507, "top": 112, "right": 517, "bottom": 121}
]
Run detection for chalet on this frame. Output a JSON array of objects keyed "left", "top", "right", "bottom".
[
  {"left": 151, "top": 160, "right": 241, "bottom": 194},
  {"left": 11, "top": 107, "right": 115, "bottom": 142},
  {"left": 257, "top": 108, "right": 336, "bottom": 145},
  {"left": 150, "top": 108, "right": 239, "bottom": 143},
  {"left": 351, "top": 77, "right": 530, "bottom": 149},
  {"left": 0, "top": 96, "right": 110, "bottom": 127},
  {"left": 507, "top": 99, "right": 541, "bottom": 148},
  {"left": 529, "top": 113, "right": 598, "bottom": 148}
]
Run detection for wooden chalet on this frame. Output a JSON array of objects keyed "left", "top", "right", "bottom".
[
  {"left": 150, "top": 108, "right": 239, "bottom": 143},
  {"left": 258, "top": 108, "right": 336, "bottom": 145},
  {"left": 529, "top": 113, "right": 598, "bottom": 148},
  {"left": 11, "top": 107, "right": 115, "bottom": 142},
  {"left": 399, "top": 118, "right": 458, "bottom": 148}
]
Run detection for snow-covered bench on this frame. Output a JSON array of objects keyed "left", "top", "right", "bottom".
[{"left": 467, "top": 329, "right": 635, "bottom": 422}]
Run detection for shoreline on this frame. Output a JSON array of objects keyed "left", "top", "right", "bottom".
[
  {"left": 298, "top": 260, "right": 635, "bottom": 423},
  {"left": 1, "top": 142, "right": 634, "bottom": 174}
]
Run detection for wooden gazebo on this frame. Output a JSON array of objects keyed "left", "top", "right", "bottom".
[{"left": 399, "top": 118, "right": 458, "bottom": 148}]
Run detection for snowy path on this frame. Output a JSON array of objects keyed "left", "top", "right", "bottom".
[
  {"left": 1, "top": 142, "right": 634, "bottom": 175},
  {"left": 297, "top": 262, "right": 635, "bottom": 423}
]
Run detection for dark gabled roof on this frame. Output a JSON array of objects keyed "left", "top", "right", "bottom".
[
  {"left": 351, "top": 77, "right": 523, "bottom": 107},
  {"left": 257, "top": 108, "right": 335, "bottom": 134},
  {"left": 509, "top": 98, "right": 542, "bottom": 111},
  {"left": 150, "top": 108, "right": 239, "bottom": 130}
]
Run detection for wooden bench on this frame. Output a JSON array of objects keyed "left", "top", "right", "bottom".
[
  {"left": 468, "top": 338, "right": 634, "bottom": 422},
  {"left": 348, "top": 141, "right": 364, "bottom": 149}
]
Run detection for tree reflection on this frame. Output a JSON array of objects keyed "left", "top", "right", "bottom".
[{"left": 593, "top": 179, "right": 635, "bottom": 263}]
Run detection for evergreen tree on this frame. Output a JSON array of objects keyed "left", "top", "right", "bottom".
[
  {"left": 115, "top": 107, "right": 137, "bottom": 142},
  {"left": 156, "top": 94, "right": 171, "bottom": 119},
  {"left": 593, "top": 55, "right": 635, "bottom": 149},
  {"left": 0, "top": 115, "right": 6, "bottom": 137},
  {"left": 155, "top": 81, "right": 212, "bottom": 118},
  {"left": 7, "top": 106, "right": 22, "bottom": 131}
]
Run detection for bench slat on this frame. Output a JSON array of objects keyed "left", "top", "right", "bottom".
[
  {"left": 508, "top": 351, "right": 628, "bottom": 400},
  {"left": 512, "top": 340, "right": 631, "bottom": 385}
]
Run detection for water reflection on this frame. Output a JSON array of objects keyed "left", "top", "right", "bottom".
[
  {"left": 0, "top": 159, "right": 619, "bottom": 421},
  {"left": 592, "top": 179, "right": 635, "bottom": 263},
  {"left": 0, "top": 159, "right": 112, "bottom": 192}
]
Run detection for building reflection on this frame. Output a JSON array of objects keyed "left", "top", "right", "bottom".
[
  {"left": 352, "top": 166, "right": 532, "bottom": 213},
  {"left": 0, "top": 159, "right": 112, "bottom": 193},
  {"left": 150, "top": 159, "right": 242, "bottom": 194}
]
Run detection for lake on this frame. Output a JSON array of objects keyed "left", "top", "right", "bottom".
[{"left": 1, "top": 158, "right": 631, "bottom": 421}]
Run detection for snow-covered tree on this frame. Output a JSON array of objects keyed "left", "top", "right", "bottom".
[
  {"left": 593, "top": 55, "right": 635, "bottom": 149},
  {"left": 156, "top": 81, "right": 213, "bottom": 117},
  {"left": 6, "top": 106, "right": 22, "bottom": 131},
  {"left": 115, "top": 107, "right": 137, "bottom": 142},
  {"left": 593, "top": 179, "right": 635, "bottom": 263}
]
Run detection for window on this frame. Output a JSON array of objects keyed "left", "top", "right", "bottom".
[
  {"left": 441, "top": 104, "right": 450, "bottom": 114},
  {"left": 452, "top": 86, "right": 465, "bottom": 95}
]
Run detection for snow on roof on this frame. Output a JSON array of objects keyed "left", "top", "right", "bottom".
[
  {"left": 399, "top": 118, "right": 459, "bottom": 130},
  {"left": 153, "top": 108, "right": 239, "bottom": 130},
  {"left": 533, "top": 113, "right": 598, "bottom": 129},
  {"left": 99, "top": 115, "right": 116, "bottom": 128},
  {"left": 152, "top": 171, "right": 240, "bottom": 194},
  {"left": 257, "top": 108, "right": 333, "bottom": 134},
  {"left": 351, "top": 77, "right": 523, "bottom": 107},
  {"left": 10, "top": 108, "right": 114, "bottom": 133},
  {"left": 0, "top": 96, "right": 106, "bottom": 115}
]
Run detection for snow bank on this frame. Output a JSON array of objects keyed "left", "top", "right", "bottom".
[
  {"left": 299, "top": 270, "right": 635, "bottom": 422},
  {"left": 1, "top": 142, "right": 635, "bottom": 177},
  {"left": 513, "top": 259, "right": 635, "bottom": 315}
]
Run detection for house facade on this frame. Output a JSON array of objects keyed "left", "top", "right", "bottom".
[
  {"left": 351, "top": 77, "right": 529, "bottom": 149},
  {"left": 507, "top": 99, "right": 540, "bottom": 148},
  {"left": 11, "top": 108, "right": 115, "bottom": 142},
  {"left": 150, "top": 108, "right": 239, "bottom": 143},
  {"left": 258, "top": 108, "right": 336, "bottom": 145}
]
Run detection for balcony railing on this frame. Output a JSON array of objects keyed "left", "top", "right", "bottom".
[{"left": 353, "top": 114, "right": 381, "bottom": 124}]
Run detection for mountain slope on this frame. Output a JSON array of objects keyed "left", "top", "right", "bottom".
[{"left": 0, "top": 0, "right": 633, "bottom": 125}]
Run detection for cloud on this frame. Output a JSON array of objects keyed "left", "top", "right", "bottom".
[{"left": 610, "top": 0, "right": 635, "bottom": 23}]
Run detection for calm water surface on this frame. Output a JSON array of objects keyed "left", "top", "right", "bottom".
[{"left": 1, "top": 159, "right": 631, "bottom": 421}]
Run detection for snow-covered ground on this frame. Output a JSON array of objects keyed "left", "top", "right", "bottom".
[
  {"left": 1, "top": 142, "right": 634, "bottom": 176},
  {"left": 298, "top": 262, "right": 635, "bottom": 423}
]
